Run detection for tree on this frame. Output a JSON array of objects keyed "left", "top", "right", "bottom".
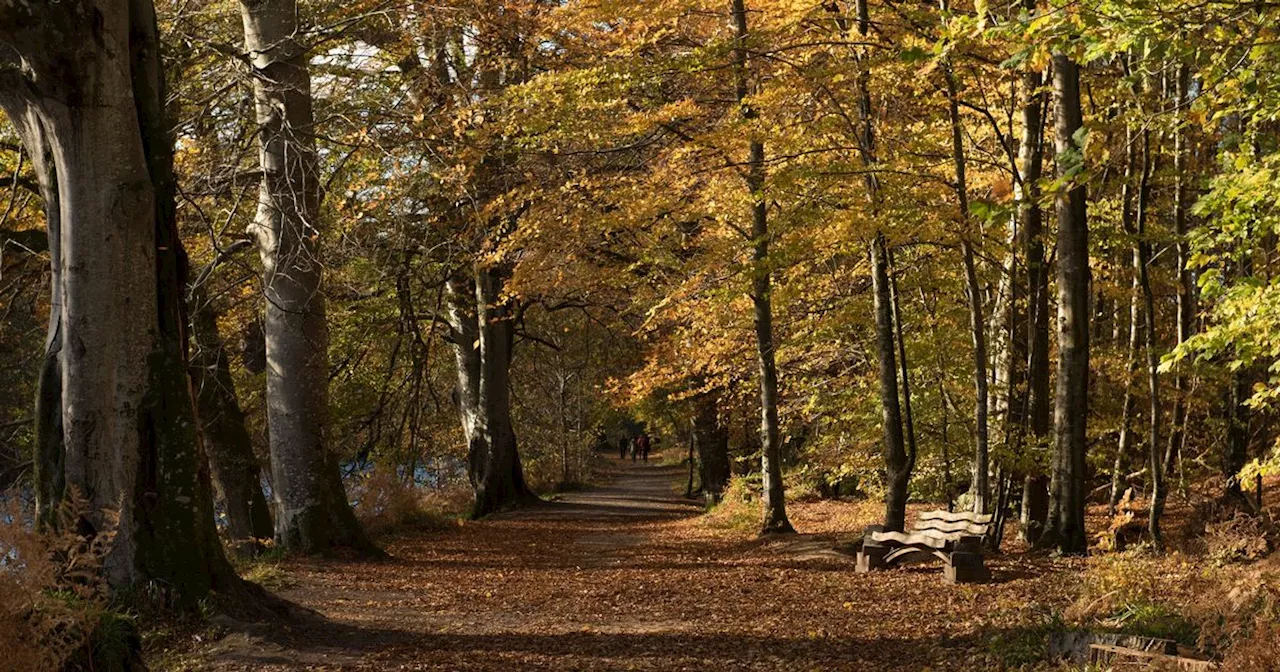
[
  {"left": 189, "top": 245, "right": 274, "bottom": 553},
  {"left": 239, "top": 0, "right": 378, "bottom": 554},
  {"left": 1017, "top": 37, "right": 1051, "bottom": 545},
  {"left": 731, "top": 0, "right": 794, "bottom": 536},
  {"left": 1044, "top": 51, "right": 1090, "bottom": 555},
  {"left": 0, "top": 0, "right": 238, "bottom": 603}
]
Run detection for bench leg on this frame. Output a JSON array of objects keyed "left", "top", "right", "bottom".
[
  {"left": 856, "top": 544, "right": 891, "bottom": 573},
  {"left": 856, "top": 525, "right": 889, "bottom": 573},
  {"left": 944, "top": 551, "right": 990, "bottom": 584}
]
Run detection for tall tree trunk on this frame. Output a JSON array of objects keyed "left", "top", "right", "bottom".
[
  {"left": 873, "top": 233, "right": 910, "bottom": 532},
  {"left": 239, "top": 0, "right": 376, "bottom": 555},
  {"left": 1110, "top": 261, "right": 1141, "bottom": 512},
  {"left": 190, "top": 286, "right": 274, "bottom": 553},
  {"left": 1044, "top": 52, "right": 1090, "bottom": 555},
  {"left": 1019, "top": 58, "right": 1051, "bottom": 544},
  {"left": 731, "top": 0, "right": 793, "bottom": 535},
  {"left": 1110, "top": 133, "right": 1142, "bottom": 514},
  {"left": 848, "top": 0, "right": 911, "bottom": 532},
  {"left": 445, "top": 272, "right": 483, "bottom": 480},
  {"left": 1166, "top": 63, "right": 1193, "bottom": 483},
  {"left": 0, "top": 0, "right": 239, "bottom": 603},
  {"left": 694, "top": 391, "right": 731, "bottom": 504},
  {"left": 889, "top": 251, "right": 918, "bottom": 488},
  {"left": 942, "top": 61, "right": 990, "bottom": 515},
  {"left": 0, "top": 103, "right": 65, "bottom": 528},
  {"left": 469, "top": 265, "right": 537, "bottom": 518},
  {"left": 1134, "top": 128, "right": 1164, "bottom": 547}
]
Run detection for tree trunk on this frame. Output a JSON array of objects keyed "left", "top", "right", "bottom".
[
  {"left": 239, "top": 0, "right": 376, "bottom": 555},
  {"left": 469, "top": 265, "right": 537, "bottom": 518},
  {"left": 1044, "top": 52, "right": 1090, "bottom": 555},
  {"left": 848, "top": 0, "right": 910, "bottom": 532},
  {"left": 1166, "top": 63, "right": 1193, "bottom": 484},
  {"left": 1110, "top": 134, "right": 1142, "bottom": 514},
  {"left": 1018, "top": 55, "right": 1051, "bottom": 544},
  {"left": 888, "top": 251, "right": 918, "bottom": 489},
  {"left": 0, "top": 102, "right": 65, "bottom": 529},
  {"left": 445, "top": 272, "right": 483, "bottom": 480},
  {"left": 873, "top": 233, "right": 911, "bottom": 532},
  {"left": 0, "top": 0, "right": 239, "bottom": 603},
  {"left": 731, "top": 0, "right": 793, "bottom": 535},
  {"left": 190, "top": 287, "right": 274, "bottom": 553},
  {"left": 694, "top": 392, "right": 731, "bottom": 503},
  {"left": 1225, "top": 370, "right": 1251, "bottom": 507},
  {"left": 943, "top": 63, "right": 990, "bottom": 515},
  {"left": 1134, "top": 128, "right": 1164, "bottom": 547}
]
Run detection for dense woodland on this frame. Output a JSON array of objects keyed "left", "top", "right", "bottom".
[{"left": 4, "top": 0, "right": 1280, "bottom": 669}]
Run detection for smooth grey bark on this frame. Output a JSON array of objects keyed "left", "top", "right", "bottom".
[
  {"left": 888, "top": 251, "right": 918, "bottom": 490},
  {"left": 0, "top": 102, "right": 65, "bottom": 528},
  {"left": 190, "top": 283, "right": 274, "bottom": 552},
  {"left": 0, "top": 0, "right": 239, "bottom": 603},
  {"left": 1018, "top": 59, "right": 1051, "bottom": 544},
  {"left": 846, "top": 0, "right": 910, "bottom": 532},
  {"left": 731, "top": 0, "right": 793, "bottom": 535},
  {"left": 873, "top": 233, "right": 911, "bottom": 532},
  {"left": 1166, "top": 63, "right": 1193, "bottom": 483},
  {"left": 445, "top": 272, "right": 483, "bottom": 478},
  {"left": 1134, "top": 128, "right": 1164, "bottom": 547},
  {"left": 240, "top": 0, "right": 377, "bottom": 554},
  {"left": 1110, "top": 134, "right": 1142, "bottom": 514},
  {"left": 1044, "top": 52, "right": 1090, "bottom": 555},
  {"left": 445, "top": 267, "right": 536, "bottom": 517}
]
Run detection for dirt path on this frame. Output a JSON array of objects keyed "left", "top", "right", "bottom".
[{"left": 200, "top": 454, "right": 1073, "bottom": 671}]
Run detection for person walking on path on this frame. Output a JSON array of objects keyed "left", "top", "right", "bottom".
[
  {"left": 639, "top": 433, "right": 651, "bottom": 462},
  {"left": 619, "top": 435, "right": 629, "bottom": 460}
]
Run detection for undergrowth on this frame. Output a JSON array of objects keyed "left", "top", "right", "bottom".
[
  {"left": 1067, "top": 515, "right": 1280, "bottom": 670},
  {"left": 353, "top": 466, "right": 470, "bottom": 537},
  {"left": 0, "top": 489, "right": 132, "bottom": 671},
  {"left": 701, "top": 476, "right": 760, "bottom": 533}
]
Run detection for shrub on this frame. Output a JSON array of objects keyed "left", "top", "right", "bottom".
[
  {"left": 354, "top": 466, "right": 468, "bottom": 536},
  {"left": 701, "top": 476, "right": 760, "bottom": 533},
  {"left": 1067, "top": 551, "right": 1203, "bottom": 645},
  {"left": 0, "top": 490, "right": 118, "bottom": 671},
  {"left": 1205, "top": 514, "right": 1273, "bottom": 564}
]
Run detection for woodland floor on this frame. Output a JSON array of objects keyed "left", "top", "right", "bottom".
[{"left": 182, "top": 454, "right": 1086, "bottom": 671}]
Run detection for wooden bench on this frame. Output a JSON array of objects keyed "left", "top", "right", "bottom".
[{"left": 855, "top": 510, "right": 993, "bottom": 584}]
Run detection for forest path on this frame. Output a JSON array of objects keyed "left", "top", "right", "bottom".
[{"left": 201, "top": 452, "right": 1071, "bottom": 671}]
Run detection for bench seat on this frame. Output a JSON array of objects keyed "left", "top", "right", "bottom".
[{"left": 855, "top": 510, "right": 993, "bottom": 584}]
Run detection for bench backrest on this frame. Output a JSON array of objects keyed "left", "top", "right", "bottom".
[{"left": 911, "top": 510, "right": 993, "bottom": 542}]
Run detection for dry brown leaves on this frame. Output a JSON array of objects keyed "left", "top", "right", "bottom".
[{"left": 186, "top": 459, "right": 1082, "bottom": 671}]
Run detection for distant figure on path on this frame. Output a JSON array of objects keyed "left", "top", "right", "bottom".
[
  {"left": 630, "top": 436, "right": 639, "bottom": 462},
  {"left": 639, "top": 433, "right": 651, "bottom": 462},
  {"left": 619, "top": 436, "right": 629, "bottom": 460}
]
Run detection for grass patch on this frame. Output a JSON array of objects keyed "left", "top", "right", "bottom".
[{"left": 702, "top": 476, "right": 760, "bottom": 533}]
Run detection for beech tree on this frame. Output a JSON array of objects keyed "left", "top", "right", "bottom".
[
  {"left": 1044, "top": 51, "right": 1089, "bottom": 555},
  {"left": 239, "top": 0, "right": 377, "bottom": 554},
  {"left": 731, "top": 0, "right": 794, "bottom": 536},
  {"left": 0, "top": 0, "right": 237, "bottom": 603}
]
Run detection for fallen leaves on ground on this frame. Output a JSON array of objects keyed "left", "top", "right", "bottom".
[{"left": 182, "top": 457, "right": 1082, "bottom": 671}]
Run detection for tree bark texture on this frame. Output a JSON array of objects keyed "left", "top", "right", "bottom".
[
  {"left": 1018, "top": 55, "right": 1051, "bottom": 544},
  {"left": 1045, "top": 52, "right": 1090, "bottom": 555},
  {"left": 240, "top": 0, "right": 376, "bottom": 554},
  {"left": 190, "top": 287, "right": 274, "bottom": 551},
  {"left": 0, "top": 0, "right": 238, "bottom": 603},
  {"left": 731, "top": 0, "right": 794, "bottom": 535}
]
